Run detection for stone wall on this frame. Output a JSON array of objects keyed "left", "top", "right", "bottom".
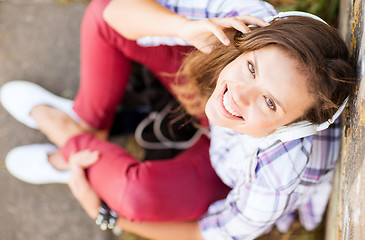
[{"left": 326, "top": 0, "right": 365, "bottom": 239}]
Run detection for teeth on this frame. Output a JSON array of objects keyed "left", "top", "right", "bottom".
[{"left": 223, "top": 92, "right": 242, "bottom": 118}]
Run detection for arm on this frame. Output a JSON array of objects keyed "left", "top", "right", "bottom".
[
  {"left": 68, "top": 151, "right": 204, "bottom": 240},
  {"left": 103, "top": 0, "right": 269, "bottom": 53},
  {"left": 34, "top": 106, "right": 205, "bottom": 240},
  {"left": 103, "top": 0, "right": 188, "bottom": 40},
  {"left": 118, "top": 219, "right": 203, "bottom": 240}
]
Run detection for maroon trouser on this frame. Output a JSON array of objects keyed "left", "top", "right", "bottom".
[{"left": 61, "top": 0, "right": 230, "bottom": 222}]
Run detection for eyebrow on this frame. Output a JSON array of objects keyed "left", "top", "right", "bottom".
[{"left": 253, "top": 51, "right": 286, "bottom": 113}]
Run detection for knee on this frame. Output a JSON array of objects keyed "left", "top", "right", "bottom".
[{"left": 116, "top": 182, "right": 168, "bottom": 221}]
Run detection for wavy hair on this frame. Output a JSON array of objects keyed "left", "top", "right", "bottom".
[{"left": 178, "top": 16, "right": 356, "bottom": 124}]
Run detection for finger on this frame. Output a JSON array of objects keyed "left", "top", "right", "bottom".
[
  {"left": 211, "top": 17, "right": 251, "bottom": 40},
  {"left": 226, "top": 17, "right": 251, "bottom": 33},
  {"left": 70, "top": 150, "right": 99, "bottom": 168},
  {"left": 236, "top": 15, "right": 270, "bottom": 27},
  {"left": 78, "top": 150, "right": 99, "bottom": 168},
  {"left": 206, "top": 19, "right": 231, "bottom": 46}
]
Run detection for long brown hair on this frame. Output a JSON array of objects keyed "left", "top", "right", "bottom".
[{"left": 178, "top": 16, "right": 356, "bottom": 124}]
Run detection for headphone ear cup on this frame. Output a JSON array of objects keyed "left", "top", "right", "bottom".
[{"left": 270, "top": 121, "right": 319, "bottom": 142}]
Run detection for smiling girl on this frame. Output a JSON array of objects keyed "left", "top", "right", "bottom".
[
  {"left": 1, "top": 0, "right": 356, "bottom": 239},
  {"left": 205, "top": 46, "right": 313, "bottom": 137}
]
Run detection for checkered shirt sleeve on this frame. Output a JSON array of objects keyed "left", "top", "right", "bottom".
[{"left": 137, "top": 0, "right": 277, "bottom": 46}]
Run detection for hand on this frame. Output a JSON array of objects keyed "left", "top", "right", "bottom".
[
  {"left": 178, "top": 15, "right": 269, "bottom": 53},
  {"left": 68, "top": 150, "right": 101, "bottom": 219}
]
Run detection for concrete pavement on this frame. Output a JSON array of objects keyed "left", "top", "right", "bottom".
[{"left": 0, "top": 1, "right": 116, "bottom": 239}]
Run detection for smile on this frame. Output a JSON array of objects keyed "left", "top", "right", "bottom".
[{"left": 223, "top": 91, "right": 243, "bottom": 118}]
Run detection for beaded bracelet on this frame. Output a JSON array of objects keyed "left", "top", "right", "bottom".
[{"left": 95, "top": 201, "right": 118, "bottom": 230}]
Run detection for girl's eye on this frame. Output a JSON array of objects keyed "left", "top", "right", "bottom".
[
  {"left": 248, "top": 61, "right": 255, "bottom": 77},
  {"left": 264, "top": 96, "right": 276, "bottom": 111}
]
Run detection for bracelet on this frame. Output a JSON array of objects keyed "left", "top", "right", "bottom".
[{"left": 95, "top": 201, "right": 118, "bottom": 230}]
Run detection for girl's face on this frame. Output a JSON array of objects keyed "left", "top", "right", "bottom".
[{"left": 205, "top": 45, "right": 315, "bottom": 138}]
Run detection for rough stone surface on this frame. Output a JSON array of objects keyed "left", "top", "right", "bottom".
[{"left": 326, "top": 0, "right": 365, "bottom": 239}]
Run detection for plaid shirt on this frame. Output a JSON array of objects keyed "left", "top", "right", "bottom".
[
  {"left": 135, "top": 1, "right": 338, "bottom": 239},
  {"left": 199, "top": 120, "right": 341, "bottom": 240},
  {"left": 137, "top": 0, "right": 277, "bottom": 46}
]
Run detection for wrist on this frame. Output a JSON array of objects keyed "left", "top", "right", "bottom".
[
  {"left": 87, "top": 198, "right": 101, "bottom": 220},
  {"left": 172, "top": 15, "right": 191, "bottom": 37}
]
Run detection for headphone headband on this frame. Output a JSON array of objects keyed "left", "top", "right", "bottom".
[{"left": 264, "top": 11, "right": 329, "bottom": 25}]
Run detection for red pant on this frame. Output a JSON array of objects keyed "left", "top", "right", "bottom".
[{"left": 61, "top": 0, "right": 230, "bottom": 222}]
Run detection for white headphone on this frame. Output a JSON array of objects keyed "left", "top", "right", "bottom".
[
  {"left": 261, "top": 12, "right": 349, "bottom": 142},
  {"left": 269, "top": 97, "right": 348, "bottom": 142},
  {"left": 264, "top": 11, "right": 328, "bottom": 25}
]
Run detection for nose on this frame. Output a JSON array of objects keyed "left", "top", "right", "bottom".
[{"left": 234, "top": 83, "right": 261, "bottom": 107}]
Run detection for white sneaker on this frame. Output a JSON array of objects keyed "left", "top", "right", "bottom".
[
  {"left": 0, "top": 80, "right": 80, "bottom": 129},
  {"left": 5, "top": 144, "right": 71, "bottom": 184}
]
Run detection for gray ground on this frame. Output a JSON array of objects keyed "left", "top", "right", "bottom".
[{"left": 0, "top": 0, "right": 119, "bottom": 239}]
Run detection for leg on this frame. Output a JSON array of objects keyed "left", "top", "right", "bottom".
[
  {"left": 72, "top": 0, "right": 133, "bottom": 131},
  {"left": 32, "top": 0, "right": 224, "bottom": 221},
  {"left": 61, "top": 133, "right": 230, "bottom": 222},
  {"left": 33, "top": 105, "right": 229, "bottom": 221},
  {"left": 67, "top": 0, "right": 218, "bottom": 221},
  {"left": 28, "top": 84, "right": 229, "bottom": 222},
  {"left": 73, "top": 0, "right": 195, "bottom": 131},
  {"left": 37, "top": 0, "right": 137, "bottom": 170},
  {"left": 31, "top": 104, "right": 229, "bottom": 221},
  {"left": 30, "top": 104, "right": 84, "bottom": 170}
]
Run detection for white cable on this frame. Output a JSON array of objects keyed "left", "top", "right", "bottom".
[{"left": 135, "top": 101, "right": 207, "bottom": 150}]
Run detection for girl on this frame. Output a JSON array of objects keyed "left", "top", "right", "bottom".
[{"left": 1, "top": 0, "right": 355, "bottom": 239}]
